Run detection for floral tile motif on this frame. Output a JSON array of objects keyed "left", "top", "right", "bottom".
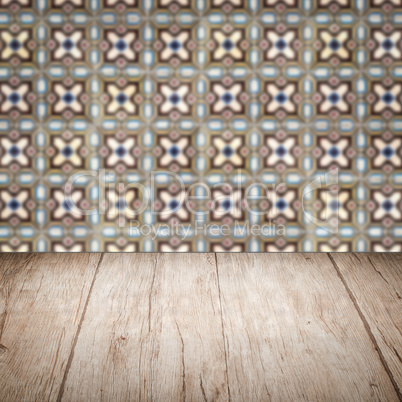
[{"left": 0, "top": 0, "right": 401, "bottom": 252}]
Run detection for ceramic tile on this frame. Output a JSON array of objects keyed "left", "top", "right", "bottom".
[{"left": 0, "top": 0, "right": 401, "bottom": 251}]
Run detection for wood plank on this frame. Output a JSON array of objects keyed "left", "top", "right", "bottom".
[
  {"left": 60, "top": 253, "right": 228, "bottom": 401},
  {"left": 216, "top": 253, "right": 398, "bottom": 401},
  {"left": 329, "top": 253, "right": 402, "bottom": 397},
  {"left": 0, "top": 253, "right": 101, "bottom": 401}
]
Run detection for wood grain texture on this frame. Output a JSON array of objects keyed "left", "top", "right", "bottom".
[
  {"left": 216, "top": 253, "right": 399, "bottom": 401},
  {"left": 60, "top": 253, "right": 228, "bottom": 402},
  {"left": 0, "top": 253, "right": 101, "bottom": 402},
  {"left": 329, "top": 253, "right": 402, "bottom": 397}
]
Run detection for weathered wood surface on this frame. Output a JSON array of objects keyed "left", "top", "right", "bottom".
[
  {"left": 216, "top": 253, "right": 399, "bottom": 401},
  {"left": 0, "top": 253, "right": 401, "bottom": 402},
  {"left": 0, "top": 253, "right": 102, "bottom": 401},
  {"left": 329, "top": 253, "right": 402, "bottom": 398},
  {"left": 59, "top": 253, "right": 228, "bottom": 401}
]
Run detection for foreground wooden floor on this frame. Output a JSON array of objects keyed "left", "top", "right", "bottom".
[{"left": 0, "top": 254, "right": 401, "bottom": 401}]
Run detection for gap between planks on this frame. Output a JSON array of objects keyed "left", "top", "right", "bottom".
[
  {"left": 327, "top": 253, "right": 402, "bottom": 401},
  {"left": 56, "top": 254, "right": 104, "bottom": 402}
]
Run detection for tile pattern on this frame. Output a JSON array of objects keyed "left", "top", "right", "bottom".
[{"left": 0, "top": 0, "right": 402, "bottom": 251}]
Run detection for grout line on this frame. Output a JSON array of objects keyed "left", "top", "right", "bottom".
[
  {"left": 214, "top": 253, "right": 231, "bottom": 402},
  {"left": 56, "top": 253, "right": 105, "bottom": 402},
  {"left": 327, "top": 253, "right": 402, "bottom": 401}
]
